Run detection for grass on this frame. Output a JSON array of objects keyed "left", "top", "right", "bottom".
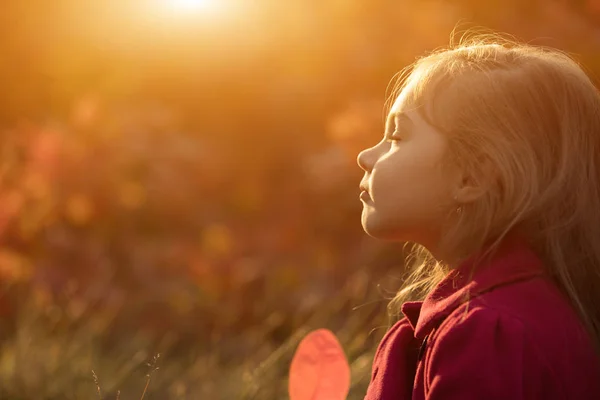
[{"left": 0, "top": 267, "right": 398, "bottom": 399}]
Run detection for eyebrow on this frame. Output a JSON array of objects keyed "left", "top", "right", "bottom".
[{"left": 384, "top": 111, "right": 413, "bottom": 135}]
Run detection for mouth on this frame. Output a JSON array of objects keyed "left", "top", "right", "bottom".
[
  {"left": 359, "top": 191, "right": 372, "bottom": 202},
  {"left": 359, "top": 186, "right": 372, "bottom": 203}
]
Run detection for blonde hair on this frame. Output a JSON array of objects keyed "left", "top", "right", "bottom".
[{"left": 386, "top": 32, "right": 600, "bottom": 355}]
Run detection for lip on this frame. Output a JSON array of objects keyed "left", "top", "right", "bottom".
[{"left": 359, "top": 190, "right": 372, "bottom": 203}]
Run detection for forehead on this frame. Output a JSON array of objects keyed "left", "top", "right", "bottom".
[
  {"left": 387, "top": 70, "right": 426, "bottom": 119},
  {"left": 386, "top": 85, "right": 443, "bottom": 132},
  {"left": 387, "top": 95, "right": 420, "bottom": 124}
]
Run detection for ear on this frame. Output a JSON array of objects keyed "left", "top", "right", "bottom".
[{"left": 452, "top": 158, "right": 494, "bottom": 204}]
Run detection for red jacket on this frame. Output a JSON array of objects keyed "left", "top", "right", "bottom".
[{"left": 364, "top": 239, "right": 600, "bottom": 399}]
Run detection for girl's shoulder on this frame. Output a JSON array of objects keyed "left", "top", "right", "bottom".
[
  {"left": 423, "top": 285, "right": 600, "bottom": 399},
  {"left": 461, "top": 274, "right": 589, "bottom": 347}
]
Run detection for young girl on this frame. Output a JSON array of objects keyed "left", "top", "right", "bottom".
[{"left": 357, "top": 34, "right": 600, "bottom": 399}]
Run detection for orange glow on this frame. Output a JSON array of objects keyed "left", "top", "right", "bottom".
[{"left": 168, "top": 0, "right": 223, "bottom": 13}]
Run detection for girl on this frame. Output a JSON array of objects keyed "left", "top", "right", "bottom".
[{"left": 357, "top": 34, "right": 600, "bottom": 399}]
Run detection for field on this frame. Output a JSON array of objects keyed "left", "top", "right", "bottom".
[{"left": 0, "top": 1, "right": 597, "bottom": 399}]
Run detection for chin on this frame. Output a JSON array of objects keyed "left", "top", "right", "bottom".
[
  {"left": 361, "top": 215, "right": 404, "bottom": 241},
  {"left": 361, "top": 212, "right": 425, "bottom": 244}
]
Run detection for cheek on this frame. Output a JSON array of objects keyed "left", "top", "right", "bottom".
[
  {"left": 411, "top": 157, "right": 454, "bottom": 212},
  {"left": 369, "top": 149, "right": 452, "bottom": 224},
  {"left": 373, "top": 149, "right": 447, "bottom": 202}
]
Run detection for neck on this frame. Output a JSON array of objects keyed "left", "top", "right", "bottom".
[{"left": 428, "top": 230, "right": 529, "bottom": 270}]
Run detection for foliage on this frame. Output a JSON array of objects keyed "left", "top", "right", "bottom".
[{"left": 0, "top": 0, "right": 597, "bottom": 399}]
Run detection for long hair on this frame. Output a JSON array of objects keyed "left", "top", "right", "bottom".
[{"left": 386, "top": 32, "right": 600, "bottom": 355}]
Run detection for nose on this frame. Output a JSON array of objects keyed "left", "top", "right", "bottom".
[{"left": 357, "top": 146, "right": 377, "bottom": 172}]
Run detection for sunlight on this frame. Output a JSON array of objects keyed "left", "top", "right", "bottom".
[
  {"left": 139, "top": 0, "right": 241, "bottom": 34},
  {"left": 169, "top": 0, "right": 221, "bottom": 12}
]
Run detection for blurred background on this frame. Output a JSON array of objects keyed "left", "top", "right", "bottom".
[{"left": 0, "top": 0, "right": 599, "bottom": 399}]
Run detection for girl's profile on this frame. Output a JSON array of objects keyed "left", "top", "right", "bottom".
[{"left": 357, "top": 32, "right": 600, "bottom": 399}]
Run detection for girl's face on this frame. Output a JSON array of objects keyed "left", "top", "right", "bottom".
[{"left": 357, "top": 96, "right": 460, "bottom": 249}]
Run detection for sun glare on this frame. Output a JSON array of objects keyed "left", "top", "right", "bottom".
[
  {"left": 170, "top": 0, "right": 219, "bottom": 12},
  {"left": 144, "top": 0, "right": 238, "bottom": 29}
]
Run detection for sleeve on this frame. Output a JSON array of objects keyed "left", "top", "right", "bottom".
[{"left": 425, "top": 307, "right": 544, "bottom": 400}]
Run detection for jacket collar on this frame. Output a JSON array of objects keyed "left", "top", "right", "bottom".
[{"left": 401, "top": 235, "right": 546, "bottom": 340}]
